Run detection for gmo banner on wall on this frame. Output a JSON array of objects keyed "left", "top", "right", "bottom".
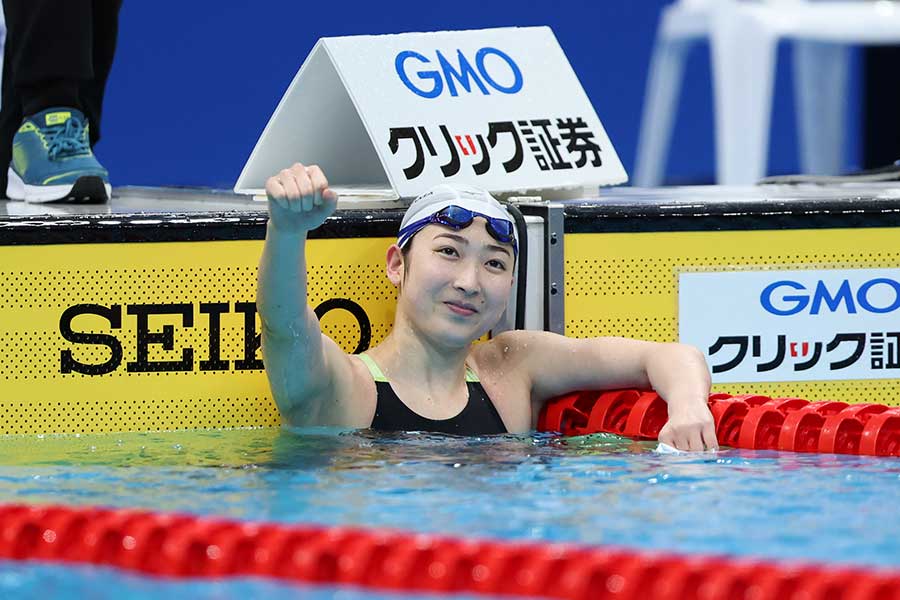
[{"left": 679, "top": 269, "right": 900, "bottom": 383}]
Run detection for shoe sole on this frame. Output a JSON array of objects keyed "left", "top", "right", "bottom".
[{"left": 7, "top": 168, "right": 111, "bottom": 204}]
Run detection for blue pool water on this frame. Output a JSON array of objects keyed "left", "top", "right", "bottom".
[
  {"left": 0, "top": 427, "right": 898, "bottom": 598},
  {"left": 0, "top": 561, "right": 497, "bottom": 600}
]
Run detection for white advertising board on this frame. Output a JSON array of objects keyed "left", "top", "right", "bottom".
[
  {"left": 235, "top": 27, "right": 627, "bottom": 198},
  {"left": 679, "top": 269, "right": 900, "bottom": 383}
]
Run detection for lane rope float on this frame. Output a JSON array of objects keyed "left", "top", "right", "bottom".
[
  {"left": 0, "top": 503, "right": 898, "bottom": 599},
  {"left": 538, "top": 390, "right": 900, "bottom": 456}
]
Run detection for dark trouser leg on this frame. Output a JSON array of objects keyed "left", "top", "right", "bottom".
[
  {"left": 0, "top": 0, "right": 120, "bottom": 196},
  {"left": 0, "top": 28, "right": 22, "bottom": 197},
  {"left": 2, "top": 0, "right": 94, "bottom": 114},
  {"left": 863, "top": 46, "right": 900, "bottom": 169},
  {"left": 81, "top": 0, "right": 122, "bottom": 146}
]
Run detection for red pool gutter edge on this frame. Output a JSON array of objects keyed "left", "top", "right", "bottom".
[{"left": 0, "top": 503, "right": 897, "bottom": 599}]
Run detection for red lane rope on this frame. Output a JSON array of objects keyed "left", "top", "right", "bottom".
[
  {"left": 0, "top": 503, "right": 897, "bottom": 599},
  {"left": 537, "top": 390, "right": 900, "bottom": 456}
]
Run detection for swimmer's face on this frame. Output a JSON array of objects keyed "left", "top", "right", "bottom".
[{"left": 388, "top": 218, "right": 515, "bottom": 347}]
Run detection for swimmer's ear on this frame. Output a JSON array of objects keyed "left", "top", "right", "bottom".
[{"left": 386, "top": 244, "right": 404, "bottom": 287}]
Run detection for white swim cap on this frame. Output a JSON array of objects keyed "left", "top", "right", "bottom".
[{"left": 397, "top": 184, "right": 517, "bottom": 251}]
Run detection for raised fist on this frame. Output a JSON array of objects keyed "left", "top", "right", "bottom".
[{"left": 265, "top": 163, "right": 338, "bottom": 233}]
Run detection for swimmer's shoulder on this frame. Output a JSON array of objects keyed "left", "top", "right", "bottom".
[
  {"left": 473, "top": 329, "right": 557, "bottom": 370},
  {"left": 473, "top": 330, "right": 528, "bottom": 369},
  {"left": 472, "top": 329, "right": 569, "bottom": 394},
  {"left": 470, "top": 331, "right": 544, "bottom": 432}
]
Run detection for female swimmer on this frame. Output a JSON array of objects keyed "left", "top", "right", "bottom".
[{"left": 257, "top": 163, "right": 718, "bottom": 451}]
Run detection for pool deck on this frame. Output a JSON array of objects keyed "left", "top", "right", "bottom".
[{"left": 1, "top": 182, "right": 900, "bottom": 244}]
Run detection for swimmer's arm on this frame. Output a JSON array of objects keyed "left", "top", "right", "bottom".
[
  {"left": 497, "top": 331, "right": 716, "bottom": 451},
  {"left": 256, "top": 164, "right": 358, "bottom": 427},
  {"left": 257, "top": 230, "right": 329, "bottom": 424}
]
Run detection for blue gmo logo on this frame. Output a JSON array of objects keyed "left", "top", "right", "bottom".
[
  {"left": 760, "top": 278, "right": 900, "bottom": 316},
  {"left": 395, "top": 47, "right": 523, "bottom": 99}
]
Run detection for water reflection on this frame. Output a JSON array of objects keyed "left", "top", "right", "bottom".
[{"left": 0, "top": 428, "right": 896, "bottom": 568}]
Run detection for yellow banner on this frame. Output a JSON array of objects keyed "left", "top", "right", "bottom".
[
  {"left": 0, "top": 238, "right": 397, "bottom": 434},
  {"left": 565, "top": 227, "right": 900, "bottom": 406},
  {"left": 3, "top": 225, "right": 899, "bottom": 435}
]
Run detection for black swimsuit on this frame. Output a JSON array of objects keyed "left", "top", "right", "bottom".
[{"left": 359, "top": 353, "right": 508, "bottom": 435}]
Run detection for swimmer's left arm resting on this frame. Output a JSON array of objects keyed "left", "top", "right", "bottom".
[{"left": 500, "top": 331, "right": 717, "bottom": 451}]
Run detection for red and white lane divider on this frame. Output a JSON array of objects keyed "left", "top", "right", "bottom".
[
  {"left": 538, "top": 390, "right": 900, "bottom": 456},
  {"left": 0, "top": 503, "right": 897, "bottom": 599}
]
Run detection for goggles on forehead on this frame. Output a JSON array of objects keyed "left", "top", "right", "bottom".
[{"left": 398, "top": 205, "right": 517, "bottom": 256}]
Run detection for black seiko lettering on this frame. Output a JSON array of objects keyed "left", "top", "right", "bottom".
[
  {"left": 199, "top": 302, "right": 230, "bottom": 371},
  {"left": 126, "top": 303, "right": 194, "bottom": 372},
  {"left": 234, "top": 302, "right": 263, "bottom": 370},
  {"left": 59, "top": 304, "right": 123, "bottom": 375},
  {"left": 314, "top": 298, "right": 372, "bottom": 354}
]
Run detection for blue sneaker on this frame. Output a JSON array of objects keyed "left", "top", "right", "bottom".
[{"left": 7, "top": 107, "right": 111, "bottom": 203}]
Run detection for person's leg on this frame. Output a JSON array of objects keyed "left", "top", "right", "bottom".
[
  {"left": 1, "top": 0, "right": 110, "bottom": 202},
  {"left": 4, "top": 0, "right": 92, "bottom": 113},
  {"left": 0, "top": 19, "right": 22, "bottom": 199},
  {"left": 81, "top": 0, "right": 122, "bottom": 147},
  {"left": 863, "top": 46, "right": 900, "bottom": 170}
]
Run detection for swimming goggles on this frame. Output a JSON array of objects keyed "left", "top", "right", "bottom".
[{"left": 397, "top": 205, "right": 517, "bottom": 256}]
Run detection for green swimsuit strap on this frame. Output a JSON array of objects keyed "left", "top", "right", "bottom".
[
  {"left": 357, "top": 353, "right": 388, "bottom": 383},
  {"left": 358, "top": 353, "right": 481, "bottom": 383}
]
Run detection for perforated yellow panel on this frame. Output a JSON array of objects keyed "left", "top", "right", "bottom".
[
  {"left": 0, "top": 238, "right": 397, "bottom": 434},
  {"left": 6, "top": 225, "right": 898, "bottom": 435},
  {"left": 565, "top": 228, "right": 900, "bottom": 406}
]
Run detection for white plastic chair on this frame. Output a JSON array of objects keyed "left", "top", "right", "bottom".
[
  {"left": 634, "top": 0, "right": 714, "bottom": 187},
  {"left": 634, "top": 0, "right": 900, "bottom": 186}
]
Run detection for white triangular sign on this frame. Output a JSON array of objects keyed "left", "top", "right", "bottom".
[
  {"left": 236, "top": 27, "right": 628, "bottom": 199},
  {"left": 234, "top": 40, "right": 393, "bottom": 198}
]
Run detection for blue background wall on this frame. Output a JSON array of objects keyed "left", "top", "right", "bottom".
[{"left": 97, "top": 0, "right": 860, "bottom": 189}]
